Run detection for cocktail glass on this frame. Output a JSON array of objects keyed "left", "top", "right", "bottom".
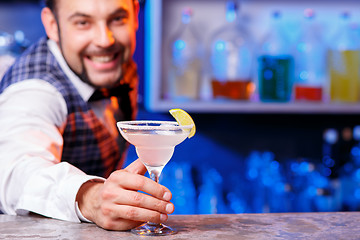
[{"left": 117, "top": 120, "right": 193, "bottom": 236}]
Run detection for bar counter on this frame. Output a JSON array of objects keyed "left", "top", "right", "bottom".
[{"left": 1, "top": 212, "right": 359, "bottom": 239}]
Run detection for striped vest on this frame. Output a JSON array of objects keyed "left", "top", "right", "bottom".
[{"left": 0, "top": 37, "right": 138, "bottom": 178}]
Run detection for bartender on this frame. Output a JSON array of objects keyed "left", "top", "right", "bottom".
[{"left": 0, "top": 0, "right": 174, "bottom": 231}]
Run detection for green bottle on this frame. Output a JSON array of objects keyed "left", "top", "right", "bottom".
[{"left": 258, "top": 11, "right": 294, "bottom": 102}]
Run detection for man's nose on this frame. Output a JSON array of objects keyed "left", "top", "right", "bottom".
[{"left": 94, "top": 25, "right": 115, "bottom": 47}]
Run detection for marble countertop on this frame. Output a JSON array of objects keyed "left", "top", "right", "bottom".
[{"left": 1, "top": 212, "right": 359, "bottom": 239}]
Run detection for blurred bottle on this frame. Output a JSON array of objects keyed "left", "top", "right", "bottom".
[
  {"left": 313, "top": 176, "right": 342, "bottom": 212},
  {"left": 338, "top": 127, "right": 354, "bottom": 168},
  {"left": 167, "top": 8, "right": 203, "bottom": 101},
  {"left": 339, "top": 126, "right": 360, "bottom": 212},
  {"left": 0, "top": 31, "right": 17, "bottom": 79},
  {"left": 294, "top": 9, "right": 326, "bottom": 102},
  {"left": 257, "top": 11, "right": 294, "bottom": 102},
  {"left": 226, "top": 173, "right": 248, "bottom": 213},
  {"left": 287, "top": 160, "right": 316, "bottom": 212},
  {"left": 322, "top": 128, "right": 339, "bottom": 178},
  {"left": 197, "top": 168, "right": 228, "bottom": 214},
  {"left": 244, "top": 151, "right": 267, "bottom": 212},
  {"left": 351, "top": 126, "right": 360, "bottom": 166},
  {"left": 262, "top": 158, "right": 291, "bottom": 213},
  {"left": 208, "top": 1, "right": 254, "bottom": 100},
  {"left": 173, "top": 162, "right": 197, "bottom": 214},
  {"left": 340, "top": 168, "right": 360, "bottom": 211},
  {"left": 161, "top": 162, "right": 197, "bottom": 214},
  {"left": 328, "top": 12, "right": 360, "bottom": 103}
]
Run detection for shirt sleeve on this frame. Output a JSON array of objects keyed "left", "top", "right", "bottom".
[{"left": 0, "top": 80, "right": 104, "bottom": 222}]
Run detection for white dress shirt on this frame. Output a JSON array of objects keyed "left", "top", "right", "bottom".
[{"left": 0, "top": 39, "right": 121, "bottom": 222}]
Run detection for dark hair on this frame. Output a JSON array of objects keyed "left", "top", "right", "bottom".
[
  {"left": 44, "top": 0, "right": 56, "bottom": 11},
  {"left": 44, "top": 0, "right": 138, "bottom": 13}
]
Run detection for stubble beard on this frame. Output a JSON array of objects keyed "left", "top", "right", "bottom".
[
  {"left": 56, "top": 22, "right": 127, "bottom": 89},
  {"left": 64, "top": 47, "right": 126, "bottom": 89}
]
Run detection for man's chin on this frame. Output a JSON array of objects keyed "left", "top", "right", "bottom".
[{"left": 87, "top": 73, "right": 122, "bottom": 88}]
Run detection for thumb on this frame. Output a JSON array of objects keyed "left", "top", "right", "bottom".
[{"left": 125, "top": 159, "right": 147, "bottom": 175}]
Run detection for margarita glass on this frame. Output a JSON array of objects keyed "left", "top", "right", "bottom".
[{"left": 117, "top": 120, "right": 193, "bottom": 236}]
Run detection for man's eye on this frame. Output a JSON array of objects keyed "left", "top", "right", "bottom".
[
  {"left": 112, "top": 15, "right": 127, "bottom": 24},
  {"left": 75, "top": 20, "right": 89, "bottom": 27}
]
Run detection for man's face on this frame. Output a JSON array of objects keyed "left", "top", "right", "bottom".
[{"left": 53, "top": 0, "right": 138, "bottom": 88}]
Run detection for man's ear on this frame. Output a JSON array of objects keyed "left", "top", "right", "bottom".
[{"left": 41, "top": 7, "right": 59, "bottom": 42}]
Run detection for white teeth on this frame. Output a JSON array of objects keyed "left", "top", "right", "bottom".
[{"left": 90, "top": 55, "right": 114, "bottom": 63}]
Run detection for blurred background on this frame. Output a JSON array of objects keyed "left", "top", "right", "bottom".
[{"left": 2, "top": 0, "right": 360, "bottom": 215}]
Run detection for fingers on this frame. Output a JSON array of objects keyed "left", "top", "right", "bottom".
[
  {"left": 125, "top": 159, "right": 147, "bottom": 175},
  {"left": 100, "top": 182, "right": 174, "bottom": 217},
  {"left": 98, "top": 206, "right": 167, "bottom": 231},
  {"left": 113, "top": 189, "right": 174, "bottom": 214},
  {"left": 103, "top": 204, "right": 169, "bottom": 224},
  {"left": 95, "top": 167, "right": 175, "bottom": 231},
  {"left": 107, "top": 170, "right": 172, "bottom": 201}
]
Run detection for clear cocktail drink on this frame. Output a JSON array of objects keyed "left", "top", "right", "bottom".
[
  {"left": 117, "top": 120, "right": 193, "bottom": 236},
  {"left": 122, "top": 128, "right": 189, "bottom": 168}
]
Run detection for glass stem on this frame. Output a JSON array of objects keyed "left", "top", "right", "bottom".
[
  {"left": 150, "top": 170, "right": 160, "bottom": 183},
  {"left": 148, "top": 169, "right": 162, "bottom": 226}
]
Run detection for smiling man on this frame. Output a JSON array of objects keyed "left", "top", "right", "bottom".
[{"left": 0, "top": 0, "right": 174, "bottom": 231}]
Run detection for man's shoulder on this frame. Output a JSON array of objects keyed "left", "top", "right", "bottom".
[
  {"left": 17, "top": 37, "right": 54, "bottom": 66},
  {"left": 1, "top": 37, "right": 64, "bottom": 87}
]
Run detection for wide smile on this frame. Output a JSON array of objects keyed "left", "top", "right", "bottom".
[
  {"left": 89, "top": 54, "right": 116, "bottom": 63},
  {"left": 84, "top": 52, "right": 121, "bottom": 71}
]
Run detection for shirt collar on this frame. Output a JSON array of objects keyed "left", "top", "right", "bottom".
[{"left": 47, "top": 39, "right": 95, "bottom": 101}]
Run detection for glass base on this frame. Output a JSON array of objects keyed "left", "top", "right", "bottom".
[{"left": 131, "top": 222, "right": 177, "bottom": 236}]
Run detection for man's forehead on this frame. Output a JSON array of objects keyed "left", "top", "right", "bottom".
[
  {"left": 56, "top": 0, "right": 133, "bottom": 10},
  {"left": 55, "top": 0, "right": 134, "bottom": 19}
]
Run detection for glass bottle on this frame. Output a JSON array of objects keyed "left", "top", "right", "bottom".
[
  {"left": 328, "top": 12, "right": 360, "bottom": 103},
  {"left": 167, "top": 8, "right": 203, "bottom": 101},
  {"left": 322, "top": 128, "right": 339, "bottom": 179},
  {"left": 257, "top": 11, "right": 294, "bottom": 102},
  {"left": 208, "top": 1, "right": 254, "bottom": 100},
  {"left": 294, "top": 9, "right": 326, "bottom": 102}
]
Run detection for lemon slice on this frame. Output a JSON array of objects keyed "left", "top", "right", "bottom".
[{"left": 169, "top": 108, "right": 196, "bottom": 138}]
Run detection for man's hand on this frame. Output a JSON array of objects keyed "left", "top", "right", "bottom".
[{"left": 76, "top": 159, "right": 174, "bottom": 230}]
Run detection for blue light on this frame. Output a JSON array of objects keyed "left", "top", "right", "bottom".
[
  {"left": 176, "top": 197, "right": 186, "bottom": 206},
  {"left": 225, "top": 1, "right": 237, "bottom": 23},
  {"left": 174, "top": 40, "right": 186, "bottom": 50},
  {"left": 307, "top": 186, "right": 317, "bottom": 197},
  {"left": 323, "top": 167, "right": 332, "bottom": 177},
  {"left": 344, "top": 163, "right": 353, "bottom": 173},
  {"left": 353, "top": 126, "right": 360, "bottom": 141},
  {"left": 291, "top": 162, "right": 299, "bottom": 172},
  {"left": 300, "top": 71, "right": 309, "bottom": 80},
  {"left": 181, "top": 9, "right": 192, "bottom": 24},
  {"left": 262, "top": 42, "right": 271, "bottom": 52},
  {"left": 275, "top": 182, "right": 285, "bottom": 193},
  {"left": 247, "top": 168, "right": 258, "bottom": 180},
  {"left": 322, "top": 157, "right": 335, "bottom": 168},
  {"left": 355, "top": 169, "right": 360, "bottom": 180},
  {"left": 313, "top": 173, "right": 328, "bottom": 188},
  {"left": 299, "top": 162, "right": 310, "bottom": 173},
  {"left": 324, "top": 129, "right": 338, "bottom": 144},
  {"left": 226, "top": 12, "right": 236, "bottom": 22},
  {"left": 297, "top": 42, "right": 306, "bottom": 52},
  {"left": 351, "top": 146, "right": 360, "bottom": 157},
  {"left": 215, "top": 40, "right": 226, "bottom": 51},
  {"left": 264, "top": 70, "right": 273, "bottom": 80},
  {"left": 271, "top": 161, "right": 280, "bottom": 170},
  {"left": 355, "top": 189, "right": 360, "bottom": 199},
  {"left": 262, "top": 176, "right": 272, "bottom": 186}
]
